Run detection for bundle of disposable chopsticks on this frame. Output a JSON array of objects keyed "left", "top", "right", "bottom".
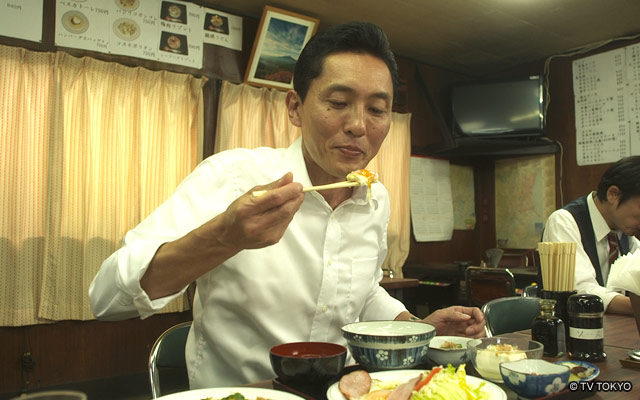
[{"left": 538, "top": 242, "right": 577, "bottom": 291}]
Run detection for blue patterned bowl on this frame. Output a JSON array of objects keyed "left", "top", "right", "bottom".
[
  {"left": 341, "top": 321, "right": 436, "bottom": 370},
  {"left": 500, "top": 359, "right": 570, "bottom": 398}
]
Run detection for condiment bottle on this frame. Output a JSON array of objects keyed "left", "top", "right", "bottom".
[
  {"left": 567, "top": 294, "right": 606, "bottom": 362},
  {"left": 531, "top": 299, "right": 566, "bottom": 357}
]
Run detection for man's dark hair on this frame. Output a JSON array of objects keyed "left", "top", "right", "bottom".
[
  {"left": 293, "top": 21, "right": 399, "bottom": 102},
  {"left": 596, "top": 155, "right": 640, "bottom": 205}
]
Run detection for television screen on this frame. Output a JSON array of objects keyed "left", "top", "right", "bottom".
[{"left": 451, "top": 76, "right": 545, "bottom": 138}]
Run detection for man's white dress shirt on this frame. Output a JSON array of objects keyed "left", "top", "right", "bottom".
[
  {"left": 89, "top": 138, "right": 406, "bottom": 387},
  {"left": 542, "top": 192, "right": 640, "bottom": 310}
]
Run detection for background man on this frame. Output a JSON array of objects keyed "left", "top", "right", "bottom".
[{"left": 543, "top": 156, "right": 640, "bottom": 314}]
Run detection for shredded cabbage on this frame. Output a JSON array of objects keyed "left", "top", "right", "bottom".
[{"left": 410, "top": 365, "right": 489, "bottom": 400}]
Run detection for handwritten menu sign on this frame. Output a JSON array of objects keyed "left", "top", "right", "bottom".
[
  {"left": 573, "top": 42, "right": 640, "bottom": 165},
  {"left": 55, "top": 0, "right": 204, "bottom": 69},
  {"left": 202, "top": 7, "right": 242, "bottom": 51},
  {"left": 0, "top": 0, "right": 44, "bottom": 43}
]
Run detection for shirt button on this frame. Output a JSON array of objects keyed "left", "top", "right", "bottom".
[
  {"left": 322, "top": 305, "right": 328, "bottom": 312},
  {"left": 328, "top": 258, "right": 333, "bottom": 266}
]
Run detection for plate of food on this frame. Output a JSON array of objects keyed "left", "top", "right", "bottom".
[
  {"left": 554, "top": 360, "right": 599, "bottom": 382},
  {"left": 113, "top": 18, "right": 140, "bottom": 41},
  {"left": 156, "top": 387, "right": 305, "bottom": 400},
  {"left": 61, "top": 11, "right": 89, "bottom": 34},
  {"left": 326, "top": 366, "right": 506, "bottom": 400}
]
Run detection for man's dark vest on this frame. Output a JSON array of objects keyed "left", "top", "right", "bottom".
[{"left": 563, "top": 195, "right": 630, "bottom": 286}]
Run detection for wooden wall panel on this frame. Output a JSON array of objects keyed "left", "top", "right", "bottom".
[
  {"left": 0, "top": 312, "right": 191, "bottom": 395},
  {"left": 532, "top": 37, "right": 640, "bottom": 207},
  {"left": 396, "top": 57, "right": 495, "bottom": 266}
]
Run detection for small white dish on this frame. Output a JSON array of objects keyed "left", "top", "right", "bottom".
[{"left": 427, "top": 336, "right": 472, "bottom": 367}]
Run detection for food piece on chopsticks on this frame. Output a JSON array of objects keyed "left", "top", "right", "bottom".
[
  {"left": 252, "top": 169, "right": 379, "bottom": 198},
  {"left": 346, "top": 168, "right": 379, "bottom": 200},
  {"left": 346, "top": 169, "right": 379, "bottom": 189}
]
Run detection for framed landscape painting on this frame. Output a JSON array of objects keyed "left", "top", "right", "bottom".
[{"left": 244, "top": 6, "right": 319, "bottom": 90}]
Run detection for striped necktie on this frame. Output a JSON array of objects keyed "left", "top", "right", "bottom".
[{"left": 608, "top": 232, "right": 620, "bottom": 266}]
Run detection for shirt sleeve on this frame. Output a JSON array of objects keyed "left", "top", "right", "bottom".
[
  {"left": 88, "top": 157, "right": 230, "bottom": 320},
  {"left": 88, "top": 237, "right": 187, "bottom": 320},
  {"left": 543, "top": 209, "right": 622, "bottom": 311}
]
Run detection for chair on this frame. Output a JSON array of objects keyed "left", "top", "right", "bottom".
[
  {"left": 522, "top": 283, "right": 539, "bottom": 297},
  {"left": 465, "top": 266, "right": 516, "bottom": 308},
  {"left": 149, "top": 321, "right": 192, "bottom": 398},
  {"left": 482, "top": 296, "right": 541, "bottom": 337}
]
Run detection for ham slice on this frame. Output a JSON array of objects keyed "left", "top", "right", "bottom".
[
  {"left": 339, "top": 370, "right": 372, "bottom": 400},
  {"left": 386, "top": 374, "right": 422, "bottom": 400}
]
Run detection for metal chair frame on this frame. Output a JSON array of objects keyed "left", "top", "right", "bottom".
[{"left": 148, "top": 321, "right": 192, "bottom": 398}]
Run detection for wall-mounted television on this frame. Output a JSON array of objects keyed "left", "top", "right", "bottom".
[{"left": 451, "top": 75, "right": 545, "bottom": 139}]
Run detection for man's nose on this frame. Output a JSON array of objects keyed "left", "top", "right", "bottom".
[{"left": 345, "top": 106, "right": 366, "bottom": 137}]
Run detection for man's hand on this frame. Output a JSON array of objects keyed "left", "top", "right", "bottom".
[
  {"left": 143, "top": 172, "right": 304, "bottom": 299},
  {"left": 423, "top": 306, "right": 486, "bottom": 338},
  {"left": 197, "top": 172, "right": 305, "bottom": 252}
]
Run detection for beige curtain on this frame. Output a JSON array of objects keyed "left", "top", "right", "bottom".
[
  {"left": 216, "top": 81, "right": 411, "bottom": 277},
  {"left": 0, "top": 46, "right": 204, "bottom": 326}
]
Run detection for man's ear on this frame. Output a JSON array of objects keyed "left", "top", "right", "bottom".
[
  {"left": 607, "top": 185, "right": 622, "bottom": 206},
  {"left": 286, "top": 90, "right": 302, "bottom": 127}
]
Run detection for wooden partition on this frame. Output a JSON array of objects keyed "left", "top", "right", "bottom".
[{"left": 0, "top": 312, "right": 191, "bottom": 396}]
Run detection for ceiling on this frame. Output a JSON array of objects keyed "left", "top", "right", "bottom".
[{"left": 202, "top": 0, "right": 640, "bottom": 77}]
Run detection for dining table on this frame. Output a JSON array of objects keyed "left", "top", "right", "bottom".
[{"left": 246, "top": 313, "right": 640, "bottom": 400}]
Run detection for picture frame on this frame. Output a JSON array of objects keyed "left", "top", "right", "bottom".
[{"left": 244, "top": 6, "right": 319, "bottom": 90}]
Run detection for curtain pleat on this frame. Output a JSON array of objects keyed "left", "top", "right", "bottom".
[
  {"left": 0, "top": 46, "right": 54, "bottom": 326},
  {"left": 0, "top": 45, "right": 204, "bottom": 326},
  {"left": 216, "top": 81, "right": 411, "bottom": 277}
]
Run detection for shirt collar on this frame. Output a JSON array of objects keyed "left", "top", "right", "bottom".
[{"left": 587, "top": 191, "right": 617, "bottom": 241}]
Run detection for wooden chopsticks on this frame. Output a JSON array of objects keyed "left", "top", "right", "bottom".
[
  {"left": 538, "top": 242, "right": 577, "bottom": 291},
  {"left": 252, "top": 180, "right": 361, "bottom": 197}
]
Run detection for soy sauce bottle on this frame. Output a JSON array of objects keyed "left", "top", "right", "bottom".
[
  {"left": 532, "top": 299, "right": 566, "bottom": 357},
  {"left": 567, "top": 294, "right": 606, "bottom": 362}
]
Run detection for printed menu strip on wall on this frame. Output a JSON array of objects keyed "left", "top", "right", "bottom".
[
  {"left": 0, "top": 0, "right": 44, "bottom": 43},
  {"left": 202, "top": 7, "right": 242, "bottom": 50},
  {"left": 53, "top": 0, "right": 247, "bottom": 69}
]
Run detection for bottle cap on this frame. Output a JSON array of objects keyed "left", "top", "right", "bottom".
[
  {"left": 567, "top": 293, "right": 604, "bottom": 314},
  {"left": 539, "top": 298, "right": 556, "bottom": 309}
]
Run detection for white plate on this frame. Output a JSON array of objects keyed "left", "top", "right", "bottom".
[
  {"left": 113, "top": 18, "right": 140, "bottom": 41},
  {"left": 61, "top": 11, "right": 89, "bottom": 34},
  {"left": 157, "top": 387, "right": 306, "bottom": 400},
  {"left": 326, "top": 369, "right": 507, "bottom": 400},
  {"left": 114, "top": 0, "right": 139, "bottom": 11}
]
